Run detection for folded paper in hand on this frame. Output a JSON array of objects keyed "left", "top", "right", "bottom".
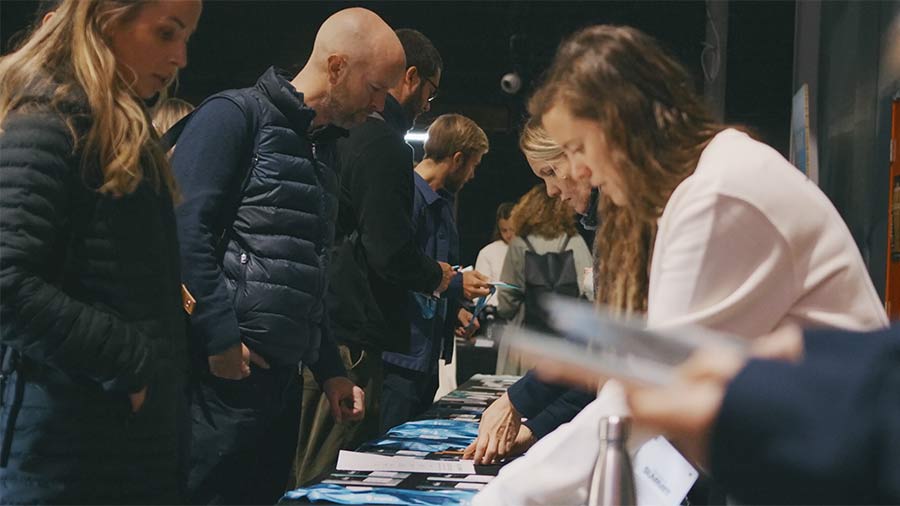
[{"left": 507, "top": 296, "right": 748, "bottom": 386}]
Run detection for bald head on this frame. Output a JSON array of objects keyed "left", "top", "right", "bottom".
[
  {"left": 295, "top": 8, "right": 406, "bottom": 128},
  {"left": 312, "top": 8, "right": 404, "bottom": 68}
]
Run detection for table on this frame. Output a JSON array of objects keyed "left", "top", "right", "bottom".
[
  {"left": 454, "top": 337, "right": 499, "bottom": 385},
  {"left": 281, "top": 374, "right": 521, "bottom": 505}
]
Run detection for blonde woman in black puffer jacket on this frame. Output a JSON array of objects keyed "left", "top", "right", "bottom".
[{"left": 0, "top": 1, "right": 200, "bottom": 503}]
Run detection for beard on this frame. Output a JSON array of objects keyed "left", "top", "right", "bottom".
[
  {"left": 323, "top": 85, "right": 369, "bottom": 129},
  {"left": 444, "top": 175, "right": 465, "bottom": 194},
  {"left": 399, "top": 83, "right": 428, "bottom": 125}
]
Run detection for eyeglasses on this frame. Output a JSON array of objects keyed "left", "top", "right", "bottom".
[{"left": 424, "top": 76, "right": 439, "bottom": 102}]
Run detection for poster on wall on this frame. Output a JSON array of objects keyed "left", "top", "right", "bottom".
[{"left": 790, "top": 83, "right": 820, "bottom": 183}]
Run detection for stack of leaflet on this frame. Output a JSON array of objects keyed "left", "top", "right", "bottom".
[
  {"left": 424, "top": 375, "right": 519, "bottom": 422},
  {"left": 281, "top": 375, "right": 521, "bottom": 505}
]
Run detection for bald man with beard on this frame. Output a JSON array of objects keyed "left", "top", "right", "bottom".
[{"left": 170, "top": 8, "right": 406, "bottom": 504}]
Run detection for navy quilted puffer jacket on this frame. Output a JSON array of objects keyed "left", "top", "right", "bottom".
[{"left": 173, "top": 67, "right": 347, "bottom": 373}]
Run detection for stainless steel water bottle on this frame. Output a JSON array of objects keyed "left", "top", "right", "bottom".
[{"left": 587, "top": 416, "right": 636, "bottom": 506}]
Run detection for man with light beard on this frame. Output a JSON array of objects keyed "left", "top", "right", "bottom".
[
  {"left": 380, "top": 113, "right": 490, "bottom": 431},
  {"left": 294, "top": 29, "right": 491, "bottom": 485},
  {"left": 170, "top": 8, "right": 406, "bottom": 504}
]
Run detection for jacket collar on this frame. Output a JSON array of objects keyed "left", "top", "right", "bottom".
[
  {"left": 379, "top": 93, "right": 413, "bottom": 135},
  {"left": 414, "top": 171, "right": 441, "bottom": 205},
  {"left": 256, "top": 66, "right": 348, "bottom": 143},
  {"left": 414, "top": 171, "right": 455, "bottom": 207}
]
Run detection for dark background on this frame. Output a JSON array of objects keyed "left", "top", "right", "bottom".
[{"left": 1, "top": 0, "right": 795, "bottom": 264}]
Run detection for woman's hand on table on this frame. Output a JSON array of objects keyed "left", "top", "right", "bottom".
[{"left": 462, "top": 392, "right": 521, "bottom": 464}]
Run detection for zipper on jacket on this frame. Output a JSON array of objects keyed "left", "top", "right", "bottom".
[
  {"left": 251, "top": 153, "right": 260, "bottom": 171},
  {"left": 0, "top": 345, "right": 9, "bottom": 407},
  {"left": 232, "top": 246, "right": 250, "bottom": 312},
  {"left": 0, "top": 347, "right": 24, "bottom": 467},
  {"left": 215, "top": 152, "right": 259, "bottom": 262}
]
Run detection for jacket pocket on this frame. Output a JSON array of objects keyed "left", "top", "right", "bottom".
[{"left": 125, "top": 363, "right": 166, "bottom": 427}]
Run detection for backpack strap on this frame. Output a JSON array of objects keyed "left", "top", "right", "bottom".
[
  {"left": 159, "top": 109, "right": 196, "bottom": 151},
  {"left": 559, "top": 234, "right": 572, "bottom": 252},
  {"left": 207, "top": 93, "right": 260, "bottom": 260},
  {"left": 161, "top": 92, "right": 260, "bottom": 260},
  {"left": 522, "top": 236, "right": 537, "bottom": 253}
]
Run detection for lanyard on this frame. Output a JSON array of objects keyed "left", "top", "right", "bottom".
[{"left": 465, "top": 282, "right": 522, "bottom": 330}]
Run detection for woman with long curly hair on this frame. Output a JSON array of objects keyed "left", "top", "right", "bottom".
[
  {"left": 473, "top": 24, "right": 889, "bottom": 506},
  {"left": 495, "top": 184, "right": 592, "bottom": 374},
  {"left": 532, "top": 25, "right": 886, "bottom": 334},
  {"left": 0, "top": 0, "right": 201, "bottom": 502}
]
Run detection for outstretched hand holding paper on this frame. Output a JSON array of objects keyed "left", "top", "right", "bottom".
[
  {"left": 510, "top": 296, "right": 804, "bottom": 469},
  {"left": 509, "top": 296, "right": 748, "bottom": 389}
]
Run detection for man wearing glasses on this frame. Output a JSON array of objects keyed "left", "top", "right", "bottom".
[{"left": 294, "top": 29, "right": 490, "bottom": 485}]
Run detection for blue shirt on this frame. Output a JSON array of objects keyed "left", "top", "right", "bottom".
[{"left": 382, "top": 173, "right": 463, "bottom": 373}]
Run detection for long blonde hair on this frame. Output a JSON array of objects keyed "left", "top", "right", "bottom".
[
  {"left": 529, "top": 25, "right": 724, "bottom": 314},
  {"left": 153, "top": 97, "right": 195, "bottom": 135},
  {"left": 0, "top": 0, "right": 175, "bottom": 197}
]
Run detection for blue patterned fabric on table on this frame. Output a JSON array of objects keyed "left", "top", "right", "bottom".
[
  {"left": 385, "top": 420, "right": 479, "bottom": 439},
  {"left": 283, "top": 483, "right": 476, "bottom": 505},
  {"left": 363, "top": 419, "right": 480, "bottom": 452}
]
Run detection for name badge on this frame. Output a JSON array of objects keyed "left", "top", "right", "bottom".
[{"left": 633, "top": 436, "right": 699, "bottom": 506}]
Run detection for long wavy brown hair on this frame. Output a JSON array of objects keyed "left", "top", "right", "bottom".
[
  {"left": 509, "top": 184, "right": 578, "bottom": 240},
  {"left": 529, "top": 25, "right": 724, "bottom": 314},
  {"left": 0, "top": 0, "right": 175, "bottom": 198}
]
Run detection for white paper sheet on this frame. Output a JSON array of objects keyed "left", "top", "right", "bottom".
[
  {"left": 337, "top": 450, "right": 476, "bottom": 474},
  {"left": 474, "top": 338, "right": 494, "bottom": 348},
  {"left": 427, "top": 475, "right": 494, "bottom": 483}
]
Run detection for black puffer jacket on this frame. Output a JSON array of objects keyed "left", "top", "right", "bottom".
[{"left": 0, "top": 86, "right": 187, "bottom": 504}]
